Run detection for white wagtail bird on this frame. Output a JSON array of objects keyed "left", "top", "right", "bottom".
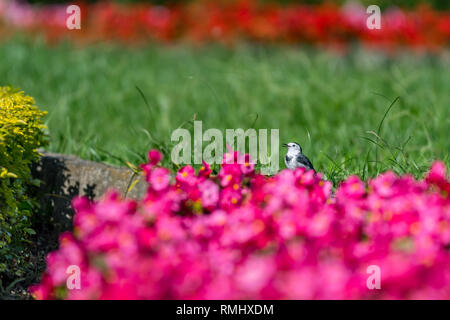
[{"left": 283, "top": 142, "right": 315, "bottom": 172}]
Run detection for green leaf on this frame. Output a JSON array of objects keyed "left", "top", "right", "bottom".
[{"left": 24, "top": 228, "right": 36, "bottom": 235}]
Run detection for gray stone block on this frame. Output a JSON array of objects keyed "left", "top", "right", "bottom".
[{"left": 31, "top": 152, "right": 147, "bottom": 230}]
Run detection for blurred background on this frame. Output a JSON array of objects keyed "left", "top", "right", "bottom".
[{"left": 0, "top": 0, "right": 449, "bottom": 184}]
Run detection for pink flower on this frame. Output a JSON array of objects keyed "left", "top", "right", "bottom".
[
  {"left": 240, "top": 153, "right": 255, "bottom": 175},
  {"left": 176, "top": 165, "right": 197, "bottom": 186},
  {"left": 428, "top": 161, "right": 446, "bottom": 181},
  {"left": 220, "top": 186, "right": 242, "bottom": 210},
  {"left": 31, "top": 149, "right": 450, "bottom": 300},
  {"left": 370, "top": 171, "right": 397, "bottom": 198},
  {"left": 337, "top": 175, "right": 366, "bottom": 199},
  {"left": 296, "top": 167, "right": 315, "bottom": 186},
  {"left": 141, "top": 150, "right": 164, "bottom": 181},
  {"left": 235, "top": 256, "right": 275, "bottom": 294},
  {"left": 218, "top": 164, "right": 242, "bottom": 187},
  {"left": 198, "top": 161, "right": 212, "bottom": 179},
  {"left": 95, "top": 192, "right": 136, "bottom": 222},
  {"left": 427, "top": 161, "right": 450, "bottom": 193},
  {"left": 198, "top": 179, "right": 219, "bottom": 209},
  {"left": 148, "top": 149, "right": 162, "bottom": 166},
  {"left": 150, "top": 167, "right": 170, "bottom": 191}
]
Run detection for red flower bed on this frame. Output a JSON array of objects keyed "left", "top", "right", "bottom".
[
  {"left": 1, "top": 0, "right": 449, "bottom": 50},
  {"left": 30, "top": 150, "right": 450, "bottom": 299}
]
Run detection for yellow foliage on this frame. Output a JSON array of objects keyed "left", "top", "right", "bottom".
[{"left": 0, "top": 86, "right": 47, "bottom": 272}]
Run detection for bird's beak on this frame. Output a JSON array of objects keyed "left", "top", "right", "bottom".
[{"left": 282, "top": 143, "right": 288, "bottom": 147}]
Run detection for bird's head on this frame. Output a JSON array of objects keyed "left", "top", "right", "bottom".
[{"left": 283, "top": 142, "right": 302, "bottom": 153}]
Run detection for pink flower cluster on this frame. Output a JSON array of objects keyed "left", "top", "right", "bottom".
[{"left": 30, "top": 150, "right": 450, "bottom": 299}]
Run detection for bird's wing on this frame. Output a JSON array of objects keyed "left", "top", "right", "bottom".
[{"left": 296, "top": 154, "right": 315, "bottom": 171}]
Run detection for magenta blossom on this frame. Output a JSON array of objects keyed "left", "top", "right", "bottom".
[
  {"left": 31, "top": 154, "right": 450, "bottom": 300},
  {"left": 149, "top": 167, "right": 171, "bottom": 191}
]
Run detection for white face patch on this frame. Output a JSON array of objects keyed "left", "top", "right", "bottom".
[{"left": 286, "top": 143, "right": 301, "bottom": 153}]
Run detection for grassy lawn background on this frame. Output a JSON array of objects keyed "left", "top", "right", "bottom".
[{"left": 1, "top": 38, "right": 449, "bottom": 185}]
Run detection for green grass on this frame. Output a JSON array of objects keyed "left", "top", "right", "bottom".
[{"left": 1, "top": 38, "right": 449, "bottom": 185}]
